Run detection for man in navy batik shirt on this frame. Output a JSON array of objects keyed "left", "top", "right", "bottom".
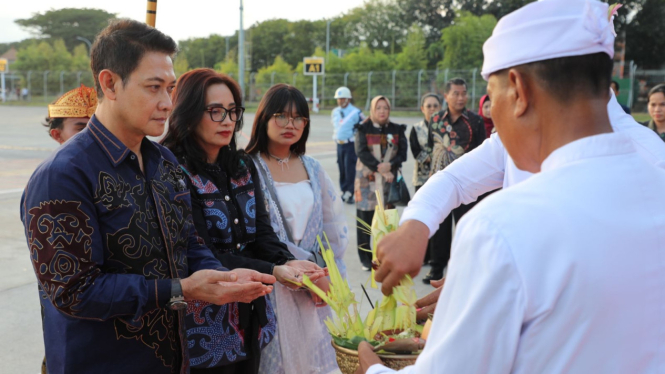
[{"left": 20, "top": 19, "right": 275, "bottom": 374}]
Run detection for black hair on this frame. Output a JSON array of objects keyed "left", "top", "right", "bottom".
[
  {"left": 420, "top": 93, "right": 442, "bottom": 107},
  {"left": 647, "top": 84, "right": 665, "bottom": 102},
  {"left": 161, "top": 68, "right": 246, "bottom": 177},
  {"left": 90, "top": 19, "right": 178, "bottom": 99},
  {"left": 42, "top": 117, "right": 64, "bottom": 133},
  {"left": 611, "top": 80, "right": 620, "bottom": 91},
  {"left": 444, "top": 78, "right": 467, "bottom": 93},
  {"left": 245, "top": 84, "right": 310, "bottom": 156},
  {"left": 523, "top": 52, "right": 613, "bottom": 103}
]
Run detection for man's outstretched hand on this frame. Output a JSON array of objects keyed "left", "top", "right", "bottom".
[
  {"left": 181, "top": 269, "right": 275, "bottom": 305},
  {"left": 374, "top": 220, "right": 430, "bottom": 295}
]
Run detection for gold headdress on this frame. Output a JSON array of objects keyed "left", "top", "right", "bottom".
[{"left": 48, "top": 85, "right": 98, "bottom": 118}]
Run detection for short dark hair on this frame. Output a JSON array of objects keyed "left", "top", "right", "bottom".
[
  {"left": 421, "top": 93, "right": 442, "bottom": 107},
  {"left": 245, "top": 84, "right": 310, "bottom": 156},
  {"left": 90, "top": 19, "right": 178, "bottom": 99},
  {"left": 522, "top": 52, "right": 613, "bottom": 103},
  {"left": 444, "top": 78, "right": 466, "bottom": 93},
  {"left": 42, "top": 117, "right": 64, "bottom": 133},
  {"left": 161, "top": 68, "right": 246, "bottom": 177},
  {"left": 647, "top": 84, "right": 665, "bottom": 102},
  {"left": 611, "top": 80, "right": 620, "bottom": 91}
]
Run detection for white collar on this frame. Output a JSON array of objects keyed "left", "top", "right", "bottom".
[{"left": 541, "top": 132, "right": 635, "bottom": 173}]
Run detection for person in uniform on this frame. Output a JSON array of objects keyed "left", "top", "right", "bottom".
[{"left": 360, "top": 1, "right": 665, "bottom": 373}]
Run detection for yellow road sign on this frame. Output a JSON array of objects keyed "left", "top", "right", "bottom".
[
  {"left": 0, "top": 58, "right": 7, "bottom": 73},
  {"left": 303, "top": 57, "right": 324, "bottom": 76}
]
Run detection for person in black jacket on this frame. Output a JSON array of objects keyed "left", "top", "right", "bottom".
[
  {"left": 422, "top": 77, "right": 486, "bottom": 283},
  {"left": 161, "top": 68, "right": 324, "bottom": 374},
  {"left": 354, "top": 95, "right": 407, "bottom": 270}
]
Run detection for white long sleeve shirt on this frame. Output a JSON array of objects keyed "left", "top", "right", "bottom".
[
  {"left": 401, "top": 91, "right": 665, "bottom": 237},
  {"left": 368, "top": 132, "right": 665, "bottom": 374}
]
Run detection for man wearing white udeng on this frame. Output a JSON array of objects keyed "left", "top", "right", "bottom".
[{"left": 358, "top": 0, "right": 665, "bottom": 373}]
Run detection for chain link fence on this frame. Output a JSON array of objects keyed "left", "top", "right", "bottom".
[
  {"left": 1, "top": 70, "right": 95, "bottom": 103},
  {"left": 247, "top": 68, "right": 486, "bottom": 112},
  {"left": 4, "top": 66, "right": 657, "bottom": 112}
]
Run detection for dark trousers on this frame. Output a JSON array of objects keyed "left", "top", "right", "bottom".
[
  {"left": 428, "top": 201, "right": 476, "bottom": 274},
  {"left": 337, "top": 142, "right": 357, "bottom": 194},
  {"left": 356, "top": 209, "right": 375, "bottom": 267},
  {"left": 190, "top": 357, "right": 259, "bottom": 374}
]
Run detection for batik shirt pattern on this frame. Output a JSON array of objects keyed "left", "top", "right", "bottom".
[
  {"left": 20, "top": 115, "right": 223, "bottom": 374},
  {"left": 180, "top": 162, "right": 277, "bottom": 368}
]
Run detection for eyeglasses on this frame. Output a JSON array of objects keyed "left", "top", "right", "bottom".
[
  {"left": 424, "top": 104, "right": 440, "bottom": 109},
  {"left": 205, "top": 106, "right": 245, "bottom": 123},
  {"left": 272, "top": 113, "right": 309, "bottom": 129}
]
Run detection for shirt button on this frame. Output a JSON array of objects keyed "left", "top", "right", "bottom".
[
  {"left": 225, "top": 195, "right": 230, "bottom": 201},
  {"left": 234, "top": 218, "right": 239, "bottom": 224},
  {"left": 236, "top": 243, "right": 241, "bottom": 249},
  {"left": 130, "top": 155, "right": 136, "bottom": 160}
]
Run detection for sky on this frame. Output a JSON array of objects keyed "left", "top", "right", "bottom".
[{"left": 0, "top": 0, "right": 367, "bottom": 43}]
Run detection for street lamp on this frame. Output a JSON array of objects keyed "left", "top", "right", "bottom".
[
  {"left": 76, "top": 36, "right": 92, "bottom": 56},
  {"left": 238, "top": 0, "right": 245, "bottom": 101}
]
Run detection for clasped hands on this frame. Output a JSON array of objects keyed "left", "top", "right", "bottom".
[{"left": 377, "top": 162, "right": 394, "bottom": 183}]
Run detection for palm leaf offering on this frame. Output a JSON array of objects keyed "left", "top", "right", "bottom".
[{"left": 292, "top": 194, "right": 424, "bottom": 352}]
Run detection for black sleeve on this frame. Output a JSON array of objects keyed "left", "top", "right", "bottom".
[
  {"left": 188, "top": 181, "right": 214, "bottom": 249},
  {"left": 470, "top": 115, "right": 486, "bottom": 151},
  {"left": 354, "top": 123, "right": 380, "bottom": 172},
  {"left": 390, "top": 124, "right": 409, "bottom": 170},
  {"left": 409, "top": 126, "right": 422, "bottom": 159},
  {"left": 248, "top": 164, "right": 295, "bottom": 267}
]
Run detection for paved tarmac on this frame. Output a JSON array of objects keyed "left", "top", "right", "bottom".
[{"left": 0, "top": 105, "right": 435, "bottom": 373}]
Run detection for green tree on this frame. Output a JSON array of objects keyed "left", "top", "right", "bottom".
[
  {"left": 341, "top": 0, "right": 408, "bottom": 55},
  {"left": 281, "top": 20, "right": 326, "bottom": 68},
  {"left": 13, "top": 39, "right": 73, "bottom": 72},
  {"left": 395, "top": 0, "right": 456, "bottom": 48},
  {"left": 71, "top": 44, "right": 90, "bottom": 72},
  {"left": 625, "top": 0, "right": 665, "bottom": 69},
  {"left": 15, "top": 8, "right": 116, "bottom": 51},
  {"left": 174, "top": 55, "right": 190, "bottom": 77},
  {"left": 215, "top": 52, "right": 239, "bottom": 78},
  {"left": 256, "top": 56, "right": 294, "bottom": 84},
  {"left": 439, "top": 12, "right": 497, "bottom": 70},
  {"left": 178, "top": 34, "right": 231, "bottom": 69},
  {"left": 249, "top": 19, "right": 290, "bottom": 70},
  {"left": 395, "top": 25, "right": 428, "bottom": 71}
]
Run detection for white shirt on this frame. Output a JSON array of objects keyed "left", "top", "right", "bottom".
[
  {"left": 401, "top": 91, "right": 665, "bottom": 237},
  {"left": 274, "top": 180, "right": 314, "bottom": 243},
  {"left": 368, "top": 132, "right": 665, "bottom": 374}
]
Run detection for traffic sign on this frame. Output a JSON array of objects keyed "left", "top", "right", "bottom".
[
  {"left": 0, "top": 58, "right": 7, "bottom": 73},
  {"left": 303, "top": 57, "right": 324, "bottom": 76}
]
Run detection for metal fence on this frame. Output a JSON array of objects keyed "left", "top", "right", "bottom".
[
  {"left": 633, "top": 69, "right": 665, "bottom": 112},
  {"left": 246, "top": 68, "right": 486, "bottom": 111},
  {"left": 1, "top": 70, "right": 96, "bottom": 103},
  {"left": 5, "top": 66, "right": 660, "bottom": 112}
]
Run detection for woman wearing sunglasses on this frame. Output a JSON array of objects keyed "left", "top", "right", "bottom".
[
  {"left": 246, "top": 84, "right": 348, "bottom": 374},
  {"left": 161, "top": 69, "right": 324, "bottom": 374}
]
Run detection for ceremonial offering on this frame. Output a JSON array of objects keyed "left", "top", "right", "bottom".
[{"left": 290, "top": 192, "right": 423, "bottom": 373}]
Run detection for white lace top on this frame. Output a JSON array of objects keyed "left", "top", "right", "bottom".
[{"left": 274, "top": 180, "right": 314, "bottom": 244}]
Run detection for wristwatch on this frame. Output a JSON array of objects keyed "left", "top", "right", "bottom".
[{"left": 167, "top": 278, "right": 187, "bottom": 311}]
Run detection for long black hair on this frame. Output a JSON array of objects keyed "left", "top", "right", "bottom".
[
  {"left": 161, "top": 68, "right": 246, "bottom": 177},
  {"left": 245, "top": 84, "right": 310, "bottom": 156}
]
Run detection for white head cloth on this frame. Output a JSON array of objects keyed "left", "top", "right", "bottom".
[{"left": 481, "top": 0, "right": 615, "bottom": 80}]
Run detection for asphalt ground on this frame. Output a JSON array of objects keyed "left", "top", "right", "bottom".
[{"left": 0, "top": 106, "right": 435, "bottom": 373}]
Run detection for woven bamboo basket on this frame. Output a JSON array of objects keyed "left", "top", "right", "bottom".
[{"left": 332, "top": 341, "right": 418, "bottom": 374}]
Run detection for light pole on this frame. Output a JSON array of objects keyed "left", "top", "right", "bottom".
[
  {"left": 324, "top": 20, "right": 332, "bottom": 108},
  {"left": 326, "top": 20, "right": 332, "bottom": 64},
  {"left": 76, "top": 36, "right": 93, "bottom": 56},
  {"left": 238, "top": 0, "right": 245, "bottom": 101}
]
